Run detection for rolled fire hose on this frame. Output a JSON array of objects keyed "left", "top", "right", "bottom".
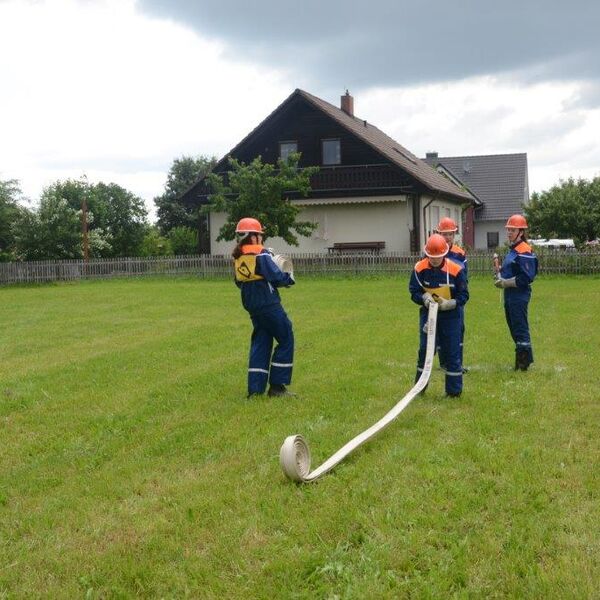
[
  {"left": 273, "top": 254, "right": 294, "bottom": 274},
  {"left": 279, "top": 301, "right": 439, "bottom": 482}
]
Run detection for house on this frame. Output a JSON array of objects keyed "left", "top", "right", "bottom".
[
  {"left": 182, "top": 89, "right": 477, "bottom": 255},
  {"left": 423, "top": 152, "right": 529, "bottom": 249}
]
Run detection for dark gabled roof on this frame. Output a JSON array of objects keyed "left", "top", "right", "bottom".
[
  {"left": 297, "top": 89, "right": 474, "bottom": 202},
  {"left": 424, "top": 153, "right": 529, "bottom": 221},
  {"left": 183, "top": 88, "right": 475, "bottom": 204}
]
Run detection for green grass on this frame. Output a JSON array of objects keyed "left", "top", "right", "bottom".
[{"left": 0, "top": 276, "right": 598, "bottom": 598}]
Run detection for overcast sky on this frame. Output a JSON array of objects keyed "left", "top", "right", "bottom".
[{"left": 2, "top": 0, "right": 599, "bottom": 220}]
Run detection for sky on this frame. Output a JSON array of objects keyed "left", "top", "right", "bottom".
[{"left": 1, "top": 0, "right": 599, "bottom": 221}]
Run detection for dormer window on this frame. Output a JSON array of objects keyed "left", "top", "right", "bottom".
[
  {"left": 279, "top": 141, "right": 298, "bottom": 161},
  {"left": 322, "top": 138, "right": 341, "bottom": 165}
]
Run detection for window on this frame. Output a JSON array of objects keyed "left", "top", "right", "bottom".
[
  {"left": 279, "top": 141, "right": 297, "bottom": 161},
  {"left": 322, "top": 139, "right": 341, "bottom": 165},
  {"left": 487, "top": 231, "right": 499, "bottom": 249}
]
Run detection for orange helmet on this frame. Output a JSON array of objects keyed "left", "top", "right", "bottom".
[
  {"left": 505, "top": 214, "right": 528, "bottom": 229},
  {"left": 437, "top": 217, "right": 458, "bottom": 233},
  {"left": 235, "top": 217, "right": 264, "bottom": 235},
  {"left": 424, "top": 233, "right": 449, "bottom": 258}
]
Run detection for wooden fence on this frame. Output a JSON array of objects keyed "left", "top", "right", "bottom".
[{"left": 1, "top": 249, "right": 599, "bottom": 285}]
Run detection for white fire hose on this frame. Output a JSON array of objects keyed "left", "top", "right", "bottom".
[
  {"left": 272, "top": 254, "right": 294, "bottom": 275},
  {"left": 279, "top": 301, "right": 439, "bottom": 482}
]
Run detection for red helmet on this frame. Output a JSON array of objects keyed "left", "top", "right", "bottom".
[
  {"left": 437, "top": 217, "right": 458, "bottom": 233},
  {"left": 235, "top": 217, "right": 264, "bottom": 235},
  {"left": 424, "top": 233, "right": 449, "bottom": 258},
  {"left": 505, "top": 214, "right": 528, "bottom": 229}
]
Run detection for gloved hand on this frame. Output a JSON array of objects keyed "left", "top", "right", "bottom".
[
  {"left": 438, "top": 298, "right": 457, "bottom": 311},
  {"left": 494, "top": 276, "right": 517, "bottom": 289},
  {"left": 422, "top": 292, "right": 434, "bottom": 308}
]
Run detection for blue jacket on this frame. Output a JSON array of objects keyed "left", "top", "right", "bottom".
[
  {"left": 500, "top": 240, "right": 538, "bottom": 293},
  {"left": 409, "top": 257, "right": 469, "bottom": 320},
  {"left": 234, "top": 245, "right": 295, "bottom": 315},
  {"left": 447, "top": 244, "right": 468, "bottom": 279}
]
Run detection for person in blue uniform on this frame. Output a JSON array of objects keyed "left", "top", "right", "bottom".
[
  {"left": 409, "top": 233, "right": 469, "bottom": 397},
  {"left": 232, "top": 217, "right": 296, "bottom": 397},
  {"left": 436, "top": 216, "right": 468, "bottom": 373},
  {"left": 494, "top": 214, "right": 538, "bottom": 371}
]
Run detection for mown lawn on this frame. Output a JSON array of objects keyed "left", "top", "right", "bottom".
[{"left": 0, "top": 276, "right": 598, "bottom": 598}]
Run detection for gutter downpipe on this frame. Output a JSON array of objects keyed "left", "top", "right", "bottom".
[{"left": 421, "top": 192, "right": 438, "bottom": 248}]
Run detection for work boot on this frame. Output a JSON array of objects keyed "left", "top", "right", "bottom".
[
  {"left": 267, "top": 384, "right": 295, "bottom": 397},
  {"left": 247, "top": 392, "right": 263, "bottom": 399},
  {"left": 516, "top": 349, "right": 531, "bottom": 371},
  {"left": 446, "top": 392, "right": 462, "bottom": 398}
]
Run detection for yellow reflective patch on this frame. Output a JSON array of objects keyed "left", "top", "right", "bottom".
[
  {"left": 234, "top": 255, "right": 264, "bottom": 282},
  {"left": 424, "top": 285, "right": 452, "bottom": 301}
]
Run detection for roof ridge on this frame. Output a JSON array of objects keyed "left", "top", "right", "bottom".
[{"left": 429, "top": 152, "right": 527, "bottom": 160}]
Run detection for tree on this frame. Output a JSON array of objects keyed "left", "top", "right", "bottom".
[
  {"left": 139, "top": 227, "right": 173, "bottom": 257},
  {"left": 91, "top": 182, "right": 147, "bottom": 256},
  {"left": 0, "top": 179, "right": 25, "bottom": 261},
  {"left": 167, "top": 226, "right": 198, "bottom": 255},
  {"left": 525, "top": 177, "right": 600, "bottom": 245},
  {"left": 12, "top": 191, "right": 83, "bottom": 260},
  {"left": 154, "top": 155, "right": 217, "bottom": 234},
  {"left": 51, "top": 179, "right": 148, "bottom": 257},
  {"left": 203, "top": 154, "right": 318, "bottom": 245}
]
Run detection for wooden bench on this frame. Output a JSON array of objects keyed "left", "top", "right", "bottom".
[{"left": 327, "top": 241, "right": 386, "bottom": 253}]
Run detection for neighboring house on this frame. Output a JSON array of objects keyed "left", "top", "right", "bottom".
[
  {"left": 423, "top": 152, "right": 529, "bottom": 250},
  {"left": 182, "top": 89, "right": 476, "bottom": 255}
]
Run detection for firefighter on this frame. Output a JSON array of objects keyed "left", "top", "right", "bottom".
[
  {"left": 409, "top": 233, "right": 469, "bottom": 397},
  {"left": 232, "top": 217, "right": 296, "bottom": 397},
  {"left": 494, "top": 214, "right": 538, "bottom": 371},
  {"left": 436, "top": 216, "right": 468, "bottom": 373}
]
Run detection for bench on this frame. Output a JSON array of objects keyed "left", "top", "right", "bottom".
[{"left": 327, "top": 241, "right": 386, "bottom": 253}]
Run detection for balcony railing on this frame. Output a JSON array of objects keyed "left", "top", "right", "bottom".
[
  {"left": 188, "top": 163, "right": 412, "bottom": 202},
  {"left": 307, "top": 163, "right": 411, "bottom": 193}
]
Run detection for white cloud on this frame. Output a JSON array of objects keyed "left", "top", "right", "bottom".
[
  {"left": 1, "top": 0, "right": 598, "bottom": 223},
  {"left": 0, "top": 0, "right": 292, "bottom": 217},
  {"left": 358, "top": 77, "right": 600, "bottom": 192}
]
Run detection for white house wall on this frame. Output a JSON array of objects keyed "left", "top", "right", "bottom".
[
  {"left": 474, "top": 220, "right": 505, "bottom": 250},
  {"left": 420, "top": 195, "right": 464, "bottom": 247},
  {"left": 209, "top": 197, "right": 412, "bottom": 255}
]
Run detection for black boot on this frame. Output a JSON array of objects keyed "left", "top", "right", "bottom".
[
  {"left": 516, "top": 349, "right": 531, "bottom": 371},
  {"left": 267, "top": 384, "right": 295, "bottom": 397}
]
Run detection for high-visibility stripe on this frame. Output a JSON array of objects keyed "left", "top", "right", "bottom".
[
  {"left": 516, "top": 342, "right": 531, "bottom": 346},
  {"left": 271, "top": 362, "right": 293, "bottom": 367},
  {"left": 248, "top": 368, "right": 269, "bottom": 374},
  {"left": 444, "top": 371, "right": 463, "bottom": 376}
]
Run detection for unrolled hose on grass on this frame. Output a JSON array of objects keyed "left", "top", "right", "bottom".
[{"left": 279, "top": 301, "right": 439, "bottom": 482}]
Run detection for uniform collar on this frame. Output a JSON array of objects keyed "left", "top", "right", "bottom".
[{"left": 241, "top": 244, "right": 264, "bottom": 255}]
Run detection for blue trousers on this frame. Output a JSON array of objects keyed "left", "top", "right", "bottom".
[
  {"left": 439, "top": 306, "right": 465, "bottom": 368},
  {"left": 248, "top": 306, "right": 294, "bottom": 394},
  {"left": 416, "top": 312, "right": 463, "bottom": 395},
  {"left": 504, "top": 292, "right": 533, "bottom": 365}
]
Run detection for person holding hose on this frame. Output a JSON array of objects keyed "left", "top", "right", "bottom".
[
  {"left": 409, "top": 233, "right": 469, "bottom": 397},
  {"left": 232, "top": 217, "right": 296, "bottom": 397},
  {"left": 436, "top": 217, "right": 468, "bottom": 373},
  {"left": 494, "top": 214, "right": 538, "bottom": 371}
]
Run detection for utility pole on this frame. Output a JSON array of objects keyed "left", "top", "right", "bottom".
[{"left": 81, "top": 195, "right": 89, "bottom": 262}]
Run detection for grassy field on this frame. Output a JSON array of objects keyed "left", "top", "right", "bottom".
[{"left": 0, "top": 275, "right": 599, "bottom": 598}]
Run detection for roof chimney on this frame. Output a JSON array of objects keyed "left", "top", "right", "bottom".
[
  {"left": 426, "top": 151, "right": 438, "bottom": 159},
  {"left": 341, "top": 90, "right": 354, "bottom": 116}
]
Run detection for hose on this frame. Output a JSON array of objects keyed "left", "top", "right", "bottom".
[{"left": 279, "top": 301, "right": 439, "bottom": 482}]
